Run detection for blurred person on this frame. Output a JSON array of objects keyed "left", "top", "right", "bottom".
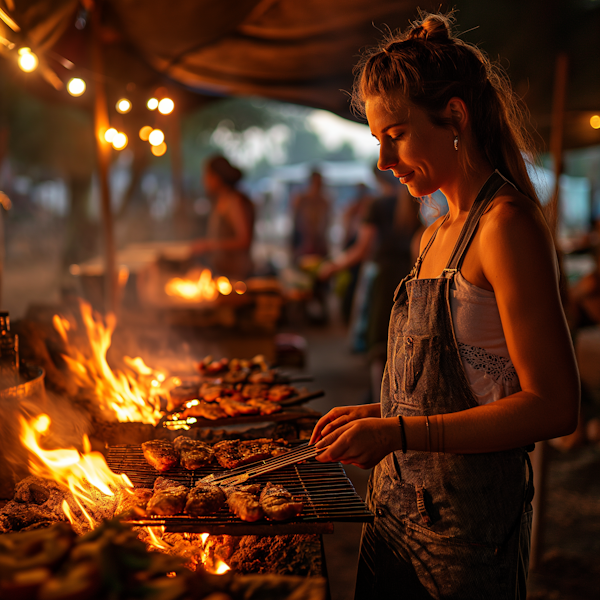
[
  {"left": 192, "top": 155, "right": 254, "bottom": 280},
  {"left": 338, "top": 182, "right": 375, "bottom": 324},
  {"left": 319, "top": 174, "right": 421, "bottom": 402},
  {"left": 311, "top": 12, "right": 579, "bottom": 599},
  {"left": 290, "top": 170, "right": 331, "bottom": 263}
]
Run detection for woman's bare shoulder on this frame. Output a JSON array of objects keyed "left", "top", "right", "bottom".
[{"left": 418, "top": 214, "right": 447, "bottom": 253}]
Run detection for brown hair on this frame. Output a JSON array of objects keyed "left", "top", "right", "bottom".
[
  {"left": 206, "top": 154, "right": 243, "bottom": 187},
  {"left": 352, "top": 12, "right": 541, "bottom": 207}
]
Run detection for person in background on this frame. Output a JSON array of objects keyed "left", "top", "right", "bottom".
[
  {"left": 291, "top": 170, "right": 331, "bottom": 263},
  {"left": 338, "top": 182, "right": 375, "bottom": 324},
  {"left": 311, "top": 12, "right": 579, "bottom": 598},
  {"left": 192, "top": 155, "right": 254, "bottom": 280},
  {"left": 319, "top": 173, "right": 421, "bottom": 402}
]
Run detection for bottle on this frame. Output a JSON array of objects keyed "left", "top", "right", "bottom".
[{"left": 0, "top": 310, "right": 19, "bottom": 388}]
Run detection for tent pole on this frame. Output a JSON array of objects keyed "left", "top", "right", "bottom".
[
  {"left": 91, "top": 8, "right": 117, "bottom": 316},
  {"left": 530, "top": 51, "right": 569, "bottom": 573}
]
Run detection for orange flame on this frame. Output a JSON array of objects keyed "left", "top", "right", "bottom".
[
  {"left": 165, "top": 269, "right": 241, "bottom": 301},
  {"left": 53, "top": 301, "right": 166, "bottom": 424},
  {"left": 20, "top": 413, "right": 133, "bottom": 528}
]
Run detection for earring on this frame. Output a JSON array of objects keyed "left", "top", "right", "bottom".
[{"left": 454, "top": 136, "right": 459, "bottom": 151}]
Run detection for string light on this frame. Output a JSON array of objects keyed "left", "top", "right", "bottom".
[
  {"left": 18, "top": 47, "right": 38, "bottom": 72},
  {"left": 148, "top": 129, "right": 164, "bottom": 146},
  {"left": 67, "top": 78, "right": 86, "bottom": 96},
  {"left": 139, "top": 126, "right": 153, "bottom": 141},
  {"left": 158, "top": 98, "right": 174, "bottom": 115},
  {"left": 104, "top": 128, "right": 118, "bottom": 143},
  {"left": 147, "top": 98, "right": 159, "bottom": 110},
  {"left": 151, "top": 142, "right": 167, "bottom": 157},
  {"left": 116, "top": 98, "right": 132, "bottom": 114},
  {"left": 591, "top": 115, "right": 600, "bottom": 130},
  {"left": 112, "top": 132, "right": 128, "bottom": 150}
]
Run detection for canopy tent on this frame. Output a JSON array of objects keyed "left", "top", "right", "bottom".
[{"left": 0, "top": 0, "right": 599, "bottom": 150}]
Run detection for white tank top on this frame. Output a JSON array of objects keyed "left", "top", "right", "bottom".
[{"left": 450, "top": 271, "right": 520, "bottom": 405}]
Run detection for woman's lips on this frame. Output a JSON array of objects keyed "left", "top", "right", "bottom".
[{"left": 396, "top": 171, "right": 414, "bottom": 184}]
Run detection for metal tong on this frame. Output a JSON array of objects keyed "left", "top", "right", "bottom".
[{"left": 201, "top": 442, "right": 328, "bottom": 486}]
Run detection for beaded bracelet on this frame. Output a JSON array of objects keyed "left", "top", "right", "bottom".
[{"left": 398, "top": 415, "right": 407, "bottom": 454}]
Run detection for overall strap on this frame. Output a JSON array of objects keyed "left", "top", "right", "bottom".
[
  {"left": 413, "top": 212, "right": 450, "bottom": 278},
  {"left": 442, "top": 170, "right": 508, "bottom": 275}
]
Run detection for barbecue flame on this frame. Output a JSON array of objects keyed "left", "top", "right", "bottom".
[
  {"left": 53, "top": 301, "right": 166, "bottom": 424},
  {"left": 20, "top": 413, "right": 133, "bottom": 529},
  {"left": 165, "top": 268, "right": 242, "bottom": 301}
]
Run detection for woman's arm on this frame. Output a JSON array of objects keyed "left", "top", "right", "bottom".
[{"left": 315, "top": 195, "right": 580, "bottom": 467}]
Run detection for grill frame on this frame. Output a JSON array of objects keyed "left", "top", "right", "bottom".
[{"left": 106, "top": 445, "right": 373, "bottom": 535}]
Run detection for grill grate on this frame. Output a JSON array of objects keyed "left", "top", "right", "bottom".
[{"left": 106, "top": 445, "right": 373, "bottom": 534}]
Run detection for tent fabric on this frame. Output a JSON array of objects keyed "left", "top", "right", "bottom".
[{"left": 1, "top": 1, "right": 599, "bottom": 149}]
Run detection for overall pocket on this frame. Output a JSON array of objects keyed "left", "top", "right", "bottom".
[{"left": 402, "top": 334, "right": 434, "bottom": 397}]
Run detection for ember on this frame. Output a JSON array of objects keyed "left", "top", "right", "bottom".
[{"left": 52, "top": 300, "right": 166, "bottom": 424}]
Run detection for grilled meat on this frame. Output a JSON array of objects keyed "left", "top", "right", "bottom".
[
  {"left": 213, "top": 438, "right": 289, "bottom": 470},
  {"left": 217, "top": 396, "right": 260, "bottom": 417},
  {"left": 141, "top": 440, "right": 179, "bottom": 472},
  {"left": 182, "top": 401, "right": 228, "bottom": 420},
  {"left": 246, "top": 397, "right": 282, "bottom": 415},
  {"left": 147, "top": 478, "right": 188, "bottom": 516},
  {"left": 224, "top": 484, "right": 264, "bottom": 522},
  {"left": 173, "top": 436, "right": 214, "bottom": 469},
  {"left": 199, "top": 382, "right": 226, "bottom": 402},
  {"left": 241, "top": 383, "right": 268, "bottom": 399},
  {"left": 168, "top": 384, "right": 200, "bottom": 411},
  {"left": 248, "top": 370, "right": 276, "bottom": 384},
  {"left": 222, "top": 369, "right": 249, "bottom": 384},
  {"left": 259, "top": 482, "right": 303, "bottom": 521},
  {"left": 115, "top": 487, "right": 153, "bottom": 518},
  {"left": 267, "top": 384, "right": 294, "bottom": 402},
  {"left": 184, "top": 483, "right": 226, "bottom": 516}
]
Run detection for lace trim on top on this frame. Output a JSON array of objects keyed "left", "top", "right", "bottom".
[{"left": 458, "top": 342, "right": 518, "bottom": 385}]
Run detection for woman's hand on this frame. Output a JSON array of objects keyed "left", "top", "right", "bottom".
[
  {"left": 315, "top": 417, "right": 398, "bottom": 469},
  {"left": 310, "top": 403, "right": 381, "bottom": 445}
]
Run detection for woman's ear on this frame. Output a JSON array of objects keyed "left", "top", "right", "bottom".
[{"left": 444, "top": 97, "right": 469, "bottom": 134}]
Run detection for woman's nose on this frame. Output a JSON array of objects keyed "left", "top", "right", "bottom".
[{"left": 377, "top": 144, "right": 397, "bottom": 172}]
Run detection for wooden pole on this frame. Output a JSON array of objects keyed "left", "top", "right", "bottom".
[
  {"left": 90, "top": 8, "right": 117, "bottom": 315},
  {"left": 530, "top": 51, "right": 569, "bottom": 573}
]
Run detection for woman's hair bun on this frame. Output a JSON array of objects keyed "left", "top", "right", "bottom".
[{"left": 408, "top": 14, "right": 452, "bottom": 42}]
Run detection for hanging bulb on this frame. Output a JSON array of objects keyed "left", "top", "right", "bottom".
[
  {"left": 151, "top": 142, "right": 167, "bottom": 157},
  {"left": 158, "top": 98, "right": 174, "bottom": 115},
  {"left": 104, "top": 128, "right": 118, "bottom": 143},
  {"left": 116, "top": 98, "right": 132, "bottom": 113},
  {"left": 148, "top": 129, "right": 164, "bottom": 146},
  {"left": 591, "top": 115, "right": 600, "bottom": 130},
  {"left": 67, "top": 78, "right": 86, "bottom": 97},
  {"left": 112, "top": 132, "right": 128, "bottom": 150},
  {"left": 18, "top": 47, "right": 38, "bottom": 72},
  {"left": 147, "top": 97, "right": 159, "bottom": 110},
  {"left": 139, "top": 126, "right": 153, "bottom": 141}
]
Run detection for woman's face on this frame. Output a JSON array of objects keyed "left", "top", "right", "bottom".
[
  {"left": 203, "top": 167, "right": 221, "bottom": 196},
  {"left": 366, "top": 94, "right": 458, "bottom": 198}
]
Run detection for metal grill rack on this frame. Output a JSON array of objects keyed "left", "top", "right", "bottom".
[{"left": 106, "top": 445, "right": 373, "bottom": 535}]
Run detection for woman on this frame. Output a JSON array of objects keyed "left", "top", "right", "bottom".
[
  {"left": 192, "top": 155, "right": 254, "bottom": 280},
  {"left": 310, "top": 12, "right": 579, "bottom": 600}
]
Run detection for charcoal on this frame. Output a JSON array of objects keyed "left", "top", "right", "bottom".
[
  {"left": 13, "top": 476, "right": 59, "bottom": 505},
  {"left": 0, "top": 501, "right": 64, "bottom": 533}
]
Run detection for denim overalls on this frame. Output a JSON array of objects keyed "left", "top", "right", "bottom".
[{"left": 355, "top": 172, "right": 533, "bottom": 600}]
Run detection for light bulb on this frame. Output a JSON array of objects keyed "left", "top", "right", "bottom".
[
  {"left": 158, "top": 98, "right": 174, "bottom": 115},
  {"left": 112, "top": 132, "right": 128, "bottom": 150},
  {"left": 18, "top": 48, "right": 38, "bottom": 72},
  {"left": 104, "top": 128, "right": 117, "bottom": 143},
  {"left": 139, "top": 126, "right": 153, "bottom": 141},
  {"left": 591, "top": 115, "right": 600, "bottom": 130},
  {"left": 116, "top": 98, "right": 132, "bottom": 114},
  {"left": 147, "top": 97, "right": 159, "bottom": 110},
  {"left": 67, "top": 78, "right": 86, "bottom": 97},
  {"left": 148, "top": 129, "right": 164, "bottom": 146},
  {"left": 151, "top": 142, "right": 167, "bottom": 157}
]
